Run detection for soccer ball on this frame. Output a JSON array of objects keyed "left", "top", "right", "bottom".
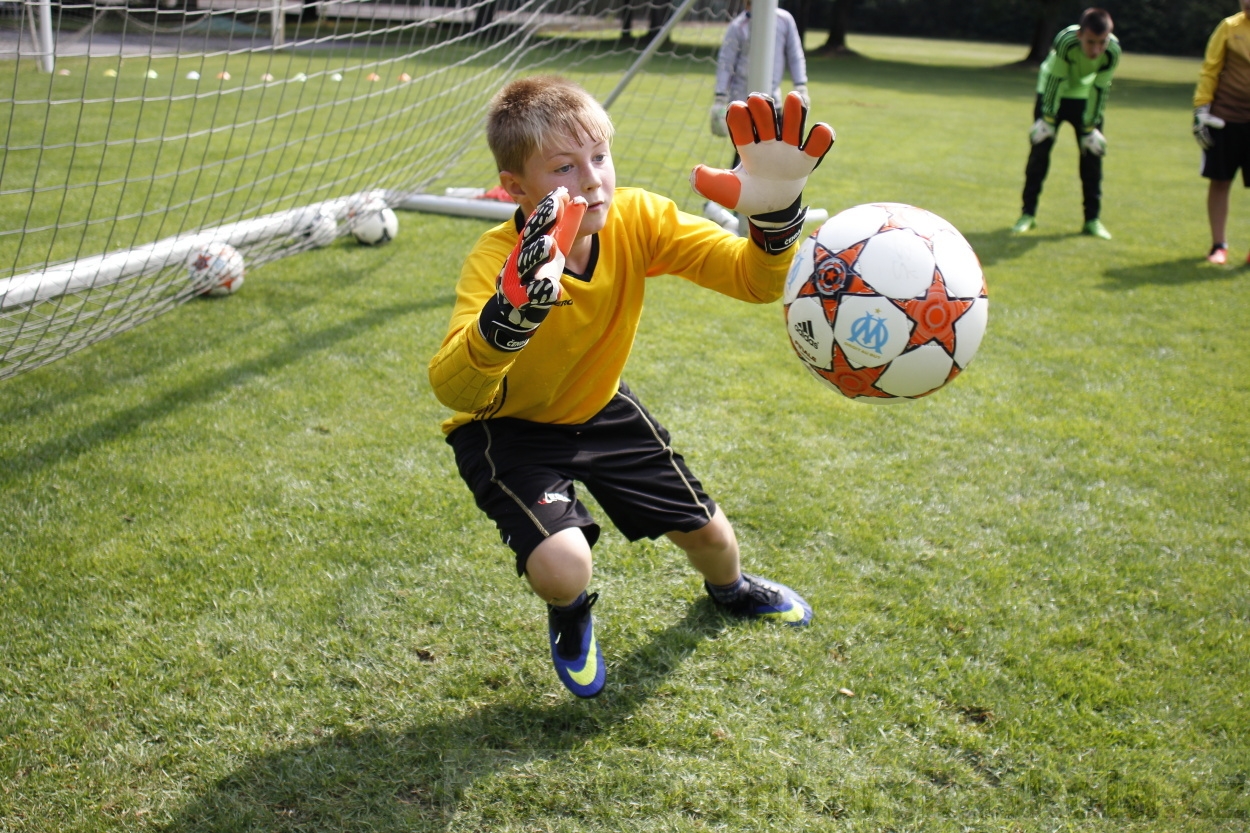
[
  {"left": 301, "top": 212, "right": 338, "bottom": 248},
  {"left": 782, "top": 202, "right": 988, "bottom": 402},
  {"left": 187, "top": 242, "right": 245, "bottom": 296},
  {"left": 348, "top": 199, "right": 399, "bottom": 246}
]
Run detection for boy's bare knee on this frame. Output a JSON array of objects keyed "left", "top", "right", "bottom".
[
  {"left": 668, "top": 507, "right": 736, "bottom": 554},
  {"left": 525, "top": 528, "right": 594, "bottom": 606}
]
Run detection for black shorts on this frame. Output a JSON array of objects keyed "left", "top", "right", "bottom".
[
  {"left": 1202, "top": 120, "right": 1250, "bottom": 185},
  {"left": 1032, "top": 95, "right": 1103, "bottom": 137},
  {"left": 447, "top": 383, "right": 718, "bottom": 575}
]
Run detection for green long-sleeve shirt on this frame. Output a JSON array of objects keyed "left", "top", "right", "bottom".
[{"left": 1037, "top": 24, "right": 1121, "bottom": 130}]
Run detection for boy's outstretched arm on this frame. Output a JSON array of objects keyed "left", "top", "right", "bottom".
[
  {"left": 691, "top": 91, "right": 834, "bottom": 254},
  {"left": 428, "top": 188, "right": 585, "bottom": 413}
]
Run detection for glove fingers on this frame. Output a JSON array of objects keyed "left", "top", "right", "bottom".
[
  {"left": 802, "top": 122, "right": 836, "bottom": 163},
  {"left": 553, "top": 197, "right": 587, "bottom": 255},
  {"left": 690, "top": 164, "right": 743, "bottom": 210},
  {"left": 522, "top": 187, "right": 569, "bottom": 245},
  {"left": 500, "top": 245, "right": 531, "bottom": 309},
  {"left": 726, "top": 102, "right": 755, "bottom": 146},
  {"left": 747, "top": 94, "right": 779, "bottom": 142},
  {"left": 781, "top": 91, "right": 806, "bottom": 146}
]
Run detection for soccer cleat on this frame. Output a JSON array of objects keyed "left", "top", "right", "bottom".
[
  {"left": 1011, "top": 214, "right": 1035, "bottom": 234},
  {"left": 547, "top": 592, "right": 604, "bottom": 698},
  {"left": 1082, "top": 219, "right": 1112, "bottom": 239},
  {"left": 706, "top": 573, "right": 813, "bottom": 626},
  {"left": 1208, "top": 243, "right": 1228, "bottom": 265}
]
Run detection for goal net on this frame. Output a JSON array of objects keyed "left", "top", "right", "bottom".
[{"left": 0, "top": 0, "right": 735, "bottom": 380}]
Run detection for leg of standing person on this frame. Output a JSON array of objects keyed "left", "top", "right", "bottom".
[
  {"left": 1078, "top": 135, "right": 1111, "bottom": 238},
  {"left": 1207, "top": 179, "right": 1232, "bottom": 263},
  {"left": 1198, "top": 120, "right": 1245, "bottom": 263},
  {"left": 1015, "top": 96, "right": 1052, "bottom": 234}
]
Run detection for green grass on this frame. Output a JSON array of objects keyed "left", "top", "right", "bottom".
[{"left": 2, "top": 32, "right": 1248, "bottom": 832}]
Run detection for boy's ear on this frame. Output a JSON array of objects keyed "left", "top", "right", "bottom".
[{"left": 498, "top": 171, "right": 529, "bottom": 203}]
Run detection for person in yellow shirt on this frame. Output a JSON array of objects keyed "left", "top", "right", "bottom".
[
  {"left": 1193, "top": 0, "right": 1250, "bottom": 264},
  {"left": 428, "top": 76, "right": 833, "bottom": 698}
]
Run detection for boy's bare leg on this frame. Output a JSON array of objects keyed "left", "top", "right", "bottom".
[
  {"left": 1208, "top": 179, "right": 1233, "bottom": 246},
  {"left": 667, "top": 506, "right": 741, "bottom": 585},
  {"left": 525, "top": 527, "right": 593, "bottom": 607},
  {"left": 671, "top": 506, "right": 811, "bottom": 625}
]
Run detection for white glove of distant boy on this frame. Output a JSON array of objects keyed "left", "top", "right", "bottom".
[
  {"left": 1029, "top": 117, "right": 1056, "bottom": 145},
  {"left": 793, "top": 83, "right": 810, "bottom": 108},
  {"left": 1079, "top": 128, "right": 1107, "bottom": 157},
  {"left": 690, "top": 92, "right": 835, "bottom": 254},
  {"left": 477, "top": 187, "right": 586, "bottom": 352},
  {"left": 1193, "top": 105, "right": 1225, "bottom": 151},
  {"left": 709, "top": 92, "right": 729, "bottom": 137}
]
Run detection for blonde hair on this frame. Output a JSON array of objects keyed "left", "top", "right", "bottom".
[{"left": 486, "top": 75, "right": 614, "bottom": 174}]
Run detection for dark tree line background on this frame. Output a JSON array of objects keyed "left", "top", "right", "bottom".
[{"left": 791, "top": 0, "right": 1238, "bottom": 60}]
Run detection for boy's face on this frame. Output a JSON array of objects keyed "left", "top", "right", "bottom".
[
  {"left": 1077, "top": 27, "right": 1110, "bottom": 60},
  {"left": 500, "top": 132, "right": 616, "bottom": 239}
]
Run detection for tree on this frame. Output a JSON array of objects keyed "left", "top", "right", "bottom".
[
  {"left": 1021, "top": 0, "right": 1065, "bottom": 65},
  {"left": 815, "top": 0, "right": 856, "bottom": 55},
  {"left": 781, "top": 0, "right": 810, "bottom": 43}
]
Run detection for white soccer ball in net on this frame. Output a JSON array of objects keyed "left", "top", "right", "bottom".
[
  {"left": 348, "top": 200, "right": 399, "bottom": 246},
  {"left": 186, "top": 242, "right": 246, "bottom": 297},
  {"left": 301, "top": 212, "right": 339, "bottom": 249},
  {"left": 782, "top": 202, "right": 988, "bottom": 402}
]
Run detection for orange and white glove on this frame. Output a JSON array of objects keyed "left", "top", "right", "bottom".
[
  {"left": 690, "top": 91, "right": 834, "bottom": 254},
  {"left": 478, "top": 187, "right": 586, "bottom": 352}
]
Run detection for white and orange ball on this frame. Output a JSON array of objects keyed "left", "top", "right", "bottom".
[
  {"left": 783, "top": 203, "right": 987, "bottom": 402},
  {"left": 187, "top": 242, "right": 245, "bottom": 296}
]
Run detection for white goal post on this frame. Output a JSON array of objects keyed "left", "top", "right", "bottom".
[{"left": 0, "top": 0, "right": 766, "bottom": 380}]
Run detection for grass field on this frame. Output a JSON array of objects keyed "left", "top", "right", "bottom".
[{"left": 1, "top": 31, "right": 1248, "bottom": 832}]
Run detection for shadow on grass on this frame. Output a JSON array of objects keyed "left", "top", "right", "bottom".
[
  {"left": 961, "top": 227, "right": 1071, "bottom": 267},
  {"left": 160, "top": 600, "right": 730, "bottom": 832},
  {"left": 0, "top": 296, "right": 452, "bottom": 486},
  {"left": 1099, "top": 257, "right": 1243, "bottom": 289}
]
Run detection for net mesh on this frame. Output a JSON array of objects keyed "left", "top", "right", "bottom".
[{"left": 0, "top": 0, "right": 735, "bottom": 378}]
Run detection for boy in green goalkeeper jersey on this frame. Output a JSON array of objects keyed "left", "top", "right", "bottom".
[{"left": 1012, "top": 7, "right": 1121, "bottom": 240}]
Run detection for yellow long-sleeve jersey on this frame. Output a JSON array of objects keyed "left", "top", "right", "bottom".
[
  {"left": 1195, "top": 12, "right": 1250, "bottom": 123},
  {"left": 428, "top": 187, "right": 792, "bottom": 434}
]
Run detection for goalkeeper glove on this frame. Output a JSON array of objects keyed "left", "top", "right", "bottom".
[
  {"left": 1079, "top": 128, "right": 1107, "bottom": 157},
  {"left": 477, "top": 187, "right": 586, "bottom": 352},
  {"left": 1193, "top": 105, "right": 1225, "bottom": 151},
  {"left": 1029, "top": 117, "right": 1056, "bottom": 145},
  {"left": 709, "top": 93, "right": 729, "bottom": 137},
  {"left": 690, "top": 91, "right": 835, "bottom": 254}
]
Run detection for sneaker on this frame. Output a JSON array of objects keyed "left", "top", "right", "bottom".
[
  {"left": 1011, "top": 214, "right": 1036, "bottom": 234},
  {"left": 1082, "top": 219, "right": 1112, "bottom": 239},
  {"left": 1208, "top": 243, "right": 1228, "bottom": 265},
  {"left": 706, "top": 573, "right": 813, "bottom": 626},
  {"left": 547, "top": 592, "right": 604, "bottom": 698}
]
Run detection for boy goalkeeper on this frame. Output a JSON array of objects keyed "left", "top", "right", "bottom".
[
  {"left": 428, "top": 76, "right": 833, "bottom": 698},
  {"left": 1012, "top": 7, "right": 1121, "bottom": 240}
]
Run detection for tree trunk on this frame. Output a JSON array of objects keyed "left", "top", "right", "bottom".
[
  {"left": 816, "top": 0, "right": 855, "bottom": 56},
  {"left": 781, "top": 0, "right": 808, "bottom": 44},
  {"left": 1021, "top": 0, "right": 1064, "bottom": 65}
]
